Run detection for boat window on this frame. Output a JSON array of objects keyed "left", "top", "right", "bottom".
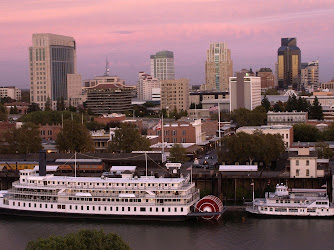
[
  {"left": 181, "top": 208, "right": 183, "bottom": 212},
  {"left": 57, "top": 205, "right": 61, "bottom": 209},
  {"left": 175, "top": 207, "right": 177, "bottom": 212},
  {"left": 276, "top": 200, "right": 278, "bottom": 203},
  {"left": 81, "top": 206, "right": 83, "bottom": 210},
  {"left": 87, "top": 206, "right": 89, "bottom": 211},
  {"left": 140, "top": 207, "right": 146, "bottom": 212},
  {"left": 75, "top": 206, "right": 77, "bottom": 210},
  {"left": 116, "top": 207, "right": 119, "bottom": 211},
  {"left": 150, "top": 207, "right": 152, "bottom": 212},
  {"left": 270, "top": 208, "right": 273, "bottom": 211},
  {"left": 128, "top": 207, "right": 131, "bottom": 212},
  {"left": 110, "top": 207, "right": 112, "bottom": 211},
  {"left": 40, "top": 204, "right": 42, "bottom": 208},
  {"left": 122, "top": 207, "right": 124, "bottom": 211},
  {"left": 134, "top": 207, "right": 136, "bottom": 212},
  {"left": 156, "top": 207, "right": 158, "bottom": 212},
  {"left": 162, "top": 208, "right": 164, "bottom": 212},
  {"left": 70, "top": 205, "right": 72, "bottom": 209},
  {"left": 168, "top": 208, "right": 171, "bottom": 212}
]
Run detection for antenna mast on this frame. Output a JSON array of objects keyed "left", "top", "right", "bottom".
[{"left": 104, "top": 57, "right": 110, "bottom": 76}]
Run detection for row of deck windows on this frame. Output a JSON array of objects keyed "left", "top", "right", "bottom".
[
  {"left": 69, "top": 197, "right": 182, "bottom": 203},
  {"left": 275, "top": 200, "right": 309, "bottom": 204},
  {"left": 259, "top": 207, "right": 328, "bottom": 213},
  {"left": 25, "top": 180, "right": 176, "bottom": 188},
  {"left": 11, "top": 201, "right": 184, "bottom": 213}
]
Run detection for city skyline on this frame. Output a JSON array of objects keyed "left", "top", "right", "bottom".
[{"left": 1, "top": 0, "right": 334, "bottom": 88}]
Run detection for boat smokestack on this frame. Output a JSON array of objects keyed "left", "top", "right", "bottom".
[{"left": 39, "top": 150, "right": 46, "bottom": 176}]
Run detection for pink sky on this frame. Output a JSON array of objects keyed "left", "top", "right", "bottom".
[{"left": 1, "top": 0, "right": 334, "bottom": 88}]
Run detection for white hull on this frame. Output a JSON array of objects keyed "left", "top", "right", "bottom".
[
  {"left": 246, "top": 184, "right": 334, "bottom": 217},
  {"left": 246, "top": 206, "right": 334, "bottom": 217},
  {"left": 0, "top": 198, "right": 193, "bottom": 217}
]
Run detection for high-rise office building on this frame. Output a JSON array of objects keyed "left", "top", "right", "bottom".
[
  {"left": 301, "top": 60, "right": 319, "bottom": 90},
  {"left": 256, "top": 68, "right": 275, "bottom": 89},
  {"left": 160, "top": 78, "right": 189, "bottom": 112},
  {"left": 205, "top": 42, "right": 233, "bottom": 91},
  {"left": 29, "top": 33, "right": 79, "bottom": 110},
  {"left": 229, "top": 73, "right": 261, "bottom": 111},
  {"left": 277, "top": 38, "right": 301, "bottom": 90},
  {"left": 150, "top": 51, "right": 175, "bottom": 81},
  {"left": 137, "top": 72, "right": 161, "bottom": 101}
]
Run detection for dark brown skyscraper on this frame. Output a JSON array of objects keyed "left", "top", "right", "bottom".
[{"left": 277, "top": 38, "right": 301, "bottom": 90}]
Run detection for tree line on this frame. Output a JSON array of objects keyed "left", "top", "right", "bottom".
[
  {"left": 217, "top": 131, "right": 285, "bottom": 167},
  {"left": 262, "top": 95, "right": 323, "bottom": 120}
]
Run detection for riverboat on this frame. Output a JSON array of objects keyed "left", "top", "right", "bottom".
[
  {"left": 246, "top": 184, "right": 334, "bottom": 217},
  {"left": 0, "top": 152, "right": 224, "bottom": 221}
]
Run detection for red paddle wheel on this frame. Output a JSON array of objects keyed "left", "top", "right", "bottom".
[{"left": 195, "top": 195, "right": 223, "bottom": 220}]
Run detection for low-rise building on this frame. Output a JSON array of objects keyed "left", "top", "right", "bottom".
[
  {"left": 229, "top": 73, "right": 261, "bottom": 111},
  {"left": 5, "top": 102, "right": 29, "bottom": 114},
  {"left": 94, "top": 113, "right": 126, "bottom": 124},
  {"left": 289, "top": 148, "right": 325, "bottom": 178},
  {"left": 0, "top": 87, "right": 21, "bottom": 100},
  {"left": 160, "top": 78, "right": 189, "bottom": 112},
  {"left": 189, "top": 91, "right": 229, "bottom": 106},
  {"left": 256, "top": 67, "right": 275, "bottom": 89},
  {"left": 267, "top": 111, "right": 308, "bottom": 125},
  {"left": 90, "top": 129, "right": 111, "bottom": 153},
  {"left": 147, "top": 119, "right": 204, "bottom": 144},
  {"left": 137, "top": 72, "right": 161, "bottom": 101},
  {"left": 39, "top": 124, "right": 62, "bottom": 141},
  {"left": 236, "top": 125, "right": 293, "bottom": 148},
  {"left": 84, "top": 81, "right": 133, "bottom": 114}
]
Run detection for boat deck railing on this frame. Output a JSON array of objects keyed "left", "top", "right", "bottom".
[
  {"left": 12, "top": 181, "right": 194, "bottom": 191},
  {"left": 8, "top": 189, "right": 199, "bottom": 200},
  {"left": 7, "top": 196, "right": 199, "bottom": 206}
]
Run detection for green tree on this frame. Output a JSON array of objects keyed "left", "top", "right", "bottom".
[
  {"left": 108, "top": 123, "right": 150, "bottom": 153},
  {"left": 21, "top": 111, "right": 81, "bottom": 125},
  {"left": 26, "top": 229, "right": 130, "bottom": 250},
  {"left": 293, "top": 123, "right": 321, "bottom": 142},
  {"left": 0, "top": 103, "right": 8, "bottom": 121},
  {"left": 0, "top": 122, "right": 42, "bottom": 154},
  {"left": 309, "top": 96, "right": 323, "bottom": 120},
  {"left": 169, "top": 144, "right": 188, "bottom": 163},
  {"left": 264, "top": 88, "right": 279, "bottom": 95},
  {"left": 27, "top": 103, "right": 41, "bottom": 113},
  {"left": 315, "top": 142, "right": 333, "bottom": 159},
  {"left": 285, "top": 95, "right": 298, "bottom": 112},
  {"left": 45, "top": 97, "right": 52, "bottom": 111},
  {"left": 231, "top": 106, "right": 266, "bottom": 127},
  {"left": 323, "top": 123, "right": 334, "bottom": 141},
  {"left": 261, "top": 96, "right": 271, "bottom": 112},
  {"left": 296, "top": 97, "right": 310, "bottom": 112},
  {"left": 56, "top": 120, "right": 94, "bottom": 153},
  {"left": 217, "top": 131, "right": 285, "bottom": 166},
  {"left": 20, "top": 90, "right": 30, "bottom": 103},
  {"left": 56, "top": 97, "right": 65, "bottom": 111},
  {"left": 273, "top": 101, "right": 285, "bottom": 112}
]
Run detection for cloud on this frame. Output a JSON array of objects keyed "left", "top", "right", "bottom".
[{"left": 110, "top": 31, "right": 135, "bottom": 34}]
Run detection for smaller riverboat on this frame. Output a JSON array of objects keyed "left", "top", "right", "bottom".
[{"left": 246, "top": 184, "right": 334, "bottom": 217}]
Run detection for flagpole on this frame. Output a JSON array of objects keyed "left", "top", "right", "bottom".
[
  {"left": 218, "top": 102, "right": 221, "bottom": 139},
  {"left": 161, "top": 113, "right": 164, "bottom": 164}
]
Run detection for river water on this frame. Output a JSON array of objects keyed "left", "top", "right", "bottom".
[{"left": 0, "top": 212, "right": 334, "bottom": 250}]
